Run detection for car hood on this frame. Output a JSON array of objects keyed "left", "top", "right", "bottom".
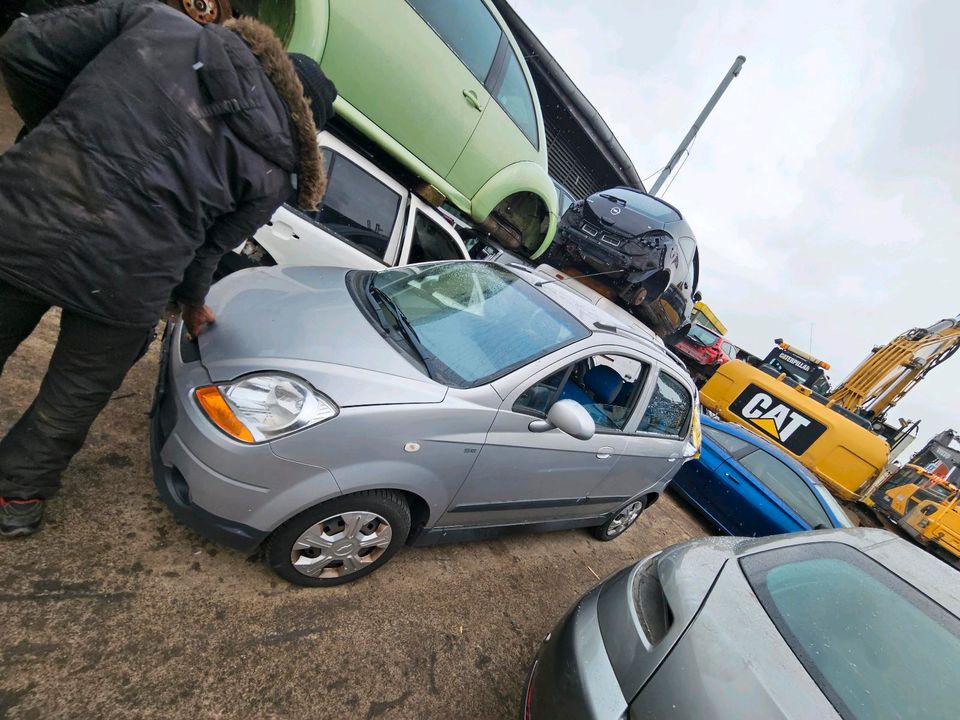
[{"left": 198, "top": 266, "right": 447, "bottom": 407}]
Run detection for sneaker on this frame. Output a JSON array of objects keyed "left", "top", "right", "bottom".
[{"left": 0, "top": 498, "right": 44, "bottom": 537}]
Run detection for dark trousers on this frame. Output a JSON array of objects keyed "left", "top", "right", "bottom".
[{"left": 0, "top": 278, "right": 154, "bottom": 499}]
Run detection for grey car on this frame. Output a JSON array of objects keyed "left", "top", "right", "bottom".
[
  {"left": 522, "top": 528, "right": 960, "bottom": 719},
  {"left": 151, "top": 261, "right": 700, "bottom": 586}
]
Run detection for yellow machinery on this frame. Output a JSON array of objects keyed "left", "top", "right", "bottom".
[
  {"left": 692, "top": 300, "right": 727, "bottom": 335},
  {"left": 701, "top": 314, "right": 960, "bottom": 504},
  {"left": 872, "top": 464, "right": 957, "bottom": 519},
  {"left": 701, "top": 360, "right": 890, "bottom": 501}
]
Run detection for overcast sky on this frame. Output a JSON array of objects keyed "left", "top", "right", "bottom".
[{"left": 513, "top": 0, "right": 959, "bottom": 451}]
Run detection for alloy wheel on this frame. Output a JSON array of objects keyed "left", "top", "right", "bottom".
[
  {"left": 291, "top": 511, "right": 393, "bottom": 579},
  {"left": 606, "top": 501, "right": 643, "bottom": 537}
]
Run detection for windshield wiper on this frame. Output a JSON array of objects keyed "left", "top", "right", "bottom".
[{"left": 368, "top": 284, "right": 436, "bottom": 380}]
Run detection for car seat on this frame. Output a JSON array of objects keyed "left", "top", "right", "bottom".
[{"left": 583, "top": 366, "right": 624, "bottom": 404}]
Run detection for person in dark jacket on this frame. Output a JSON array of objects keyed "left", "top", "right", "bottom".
[{"left": 0, "top": 0, "right": 335, "bottom": 536}]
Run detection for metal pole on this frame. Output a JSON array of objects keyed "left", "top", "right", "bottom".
[{"left": 649, "top": 55, "right": 746, "bottom": 197}]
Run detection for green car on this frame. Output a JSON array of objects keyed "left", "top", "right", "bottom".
[{"left": 233, "top": 0, "right": 558, "bottom": 256}]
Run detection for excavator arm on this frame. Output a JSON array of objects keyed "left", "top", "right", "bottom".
[{"left": 828, "top": 315, "right": 960, "bottom": 421}]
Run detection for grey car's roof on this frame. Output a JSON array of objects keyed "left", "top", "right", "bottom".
[{"left": 507, "top": 264, "right": 690, "bottom": 377}]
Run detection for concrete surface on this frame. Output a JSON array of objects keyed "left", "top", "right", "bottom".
[{"left": 0, "top": 81, "right": 709, "bottom": 719}]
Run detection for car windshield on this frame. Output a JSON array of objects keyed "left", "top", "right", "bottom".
[
  {"left": 369, "top": 262, "right": 590, "bottom": 387},
  {"left": 603, "top": 188, "right": 681, "bottom": 222},
  {"left": 687, "top": 324, "right": 720, "bottom": 347},
  {"left": 742, "top": 543, "right": 960, "bottom": 720}
]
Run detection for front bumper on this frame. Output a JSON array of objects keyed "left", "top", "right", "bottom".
[
  {"left": 149, "top": 324, "right": 342, "bottom": 553},
  {"left": 150, "top": 329, "right": 268, "bottom": 553}
]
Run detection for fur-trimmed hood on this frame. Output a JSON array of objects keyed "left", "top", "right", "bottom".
[{"left": 197, "top": 16, "right": 325, "bottom": 210}]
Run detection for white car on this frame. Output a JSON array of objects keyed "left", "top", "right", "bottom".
[{"left": 229, "top": 132, "right": 470, "bottom": 273}]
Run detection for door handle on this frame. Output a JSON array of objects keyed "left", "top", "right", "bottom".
[
  {"left": 462, "top": 89, "right": 482, "bottom": 111},
  {"left": 723, "top": 472, "right": 741, "bottom": 484},
  {"left": 271, "top": 220, "right": 295, "bottom": 240},
  {"left": 596, "top": 446, "right": 615, "bottom": 460}
]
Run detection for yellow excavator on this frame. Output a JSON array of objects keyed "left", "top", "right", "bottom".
[{"left": 700, "top": 314, "right": 960, "bottom": 505}]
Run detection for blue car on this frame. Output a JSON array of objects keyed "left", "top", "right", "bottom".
[{"left": 671, "top": 415, "right": 853, "bottom": 536}]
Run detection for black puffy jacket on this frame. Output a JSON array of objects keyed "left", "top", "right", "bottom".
[{"left": 0, "top": 0, "right": 324, "bottom": 327}]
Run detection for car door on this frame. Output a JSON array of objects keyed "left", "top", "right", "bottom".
[
  {"left": 721, "top": 448, "right": 831, "bottom": 535},
  {"left": 440, "top": 351, "right": 632, "bottom": 527},
  {"left": 396, "top": 197, "right": 470, "bottom": 265},
  {"left": 323, "top": 0, "right": 497, "bottom": 177},
  {"left": 587, "top": 365, "right": 694, "bottom": 510},
  {"left": 254, "top": 139, "right": 407, "bottom": 268},
  {"left": 446, "top": 31, "right": 544, "bottom": 197}
]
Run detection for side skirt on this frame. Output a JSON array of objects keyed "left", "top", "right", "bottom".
[{"left": 410, "top": 514, "right": 608, "bottom": 547}]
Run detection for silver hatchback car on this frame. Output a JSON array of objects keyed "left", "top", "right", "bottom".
[{"left": 151, "top": 261, "right": 700, "bottom": 586}]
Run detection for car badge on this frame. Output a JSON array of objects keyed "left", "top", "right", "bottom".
[{"left": 610, "top": 207, "right": 622, "bottom": 215}]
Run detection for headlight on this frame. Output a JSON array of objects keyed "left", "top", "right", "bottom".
[{"left": 195, "top": 374, "right": 337, "bottom": 444}]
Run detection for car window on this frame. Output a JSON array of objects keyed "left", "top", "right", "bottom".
[
  {"left": 291, "top": 150, "right": 401, "bottom": 261},
  {"left": 703, "top": 425, "right": 754, "bottom": 456},
  {"left": 407, "top": 212, "right": 463, "bottom": 263},
  {"left": 514, "top": 354, "right": 649, "bottom": 432},
  {"left": 677, "top": 236, "right": 697, "bottom": 262},
  {"left": 637, "top": 372, "right": 691, "bottom": 437},
  {"left": 495, "top": 49, "right": 538, "bottom": 146},
  {"left": 722, "top": 342, "right": 737, "bottom": 358},
  {"left": 742, "top": 543, "right": 960, "bottom": 720},
  {"left": 739, "top": 450, "right": 833, "bottom": 527},
  {"left": 405, "top": 0, "right": 502, "bottom": 82},
  {"left": 686, "top": 324, "right": 720, "bottom": 347},
  {"left": 371, "top": 262, "right": 589, "bottom": 387},
  {"left": 554, "top": 183, "right": 575, "bottom": 217}
]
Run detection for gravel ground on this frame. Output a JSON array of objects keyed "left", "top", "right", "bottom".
[{"left": 0, "top": 81, "right": 710, "bottom": 720}]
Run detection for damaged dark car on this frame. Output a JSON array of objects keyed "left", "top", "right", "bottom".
[{"left": 551, "top": 187, "right": 700, "bottom": 338}]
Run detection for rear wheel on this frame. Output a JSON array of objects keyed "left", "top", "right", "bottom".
[
  {"left": 591, "top": 498, "right": 645, "bottom": 541},
  {"left": 266, "top": 491, "right": 410, "bottom": 587}
]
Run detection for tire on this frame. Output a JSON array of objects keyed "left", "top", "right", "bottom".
[
  {"left": 266, "top": 490, "right": 411, "bottom": 587},
  {"left": 591, "top": 498, "right": 645, "bottom": 541}
]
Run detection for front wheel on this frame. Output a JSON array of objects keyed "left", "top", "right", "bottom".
[
  {"left": 266, "top": 490, "right": 411, "bottom": 587},
  {"left": 591, "top": 498, "right": 645, "bottom": 541}
]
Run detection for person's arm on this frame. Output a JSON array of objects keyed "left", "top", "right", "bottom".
[
  {"left": 0, "top": 0, "right": 133, "bottom": 129},
  {"left": 172, "top": 192, "right": 288, "bottom": 335}
]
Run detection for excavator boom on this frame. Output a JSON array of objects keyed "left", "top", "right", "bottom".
[{"left": 828, "top": 314, "right": 960, "bottom": 421}]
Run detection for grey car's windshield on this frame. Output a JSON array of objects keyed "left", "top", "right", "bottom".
[
  {"left": 370, "top": 262, "right": 590, "bottom": 387},
  {"left": 742, "top": 543, "right": 960, "bottom": 720}
]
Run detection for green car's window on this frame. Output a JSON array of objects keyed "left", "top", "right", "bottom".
[
  {"left": 407, "top": 213, "right": 463, "bottom": 264},
  {"left": 742, "top": 543, "right": 960, "bottom": 720},
  {"left": 637, "top": 372, "right": 691, "bottom": 437},
  {"left": 406, "top": 0, "right": 502, "bottom": 83},
  {"left": 291, "top": 150, "right": 401, "bottom": 261},
  {"left": 739, "top": 450, "right": 832, "bottom": 528},
  {"left": 496, "top": 49, "right": 538, "bottom": 146},
  {"left": 702, "top": 426, "right": 754, "bottom": 456}
]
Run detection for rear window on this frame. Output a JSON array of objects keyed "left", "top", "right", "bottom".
[
  {"left": 637, "top": 372, "right": 691, "bottom": 437},
  {"left": 603, "top": 188, "right": 680, "bottom": 222},
  {"left": 742, "top": 543, "right": 960, "bottom": 720},
  {"left": 496, "top": 49, "right": 538, "bottom": 146},
  {"left": 291, "top": 150, "right": 401, "bottom": 261}
]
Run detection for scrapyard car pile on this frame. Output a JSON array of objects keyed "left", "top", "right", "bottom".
[{"left": 152, "top": 261, "right": 700, "bottom": 586}]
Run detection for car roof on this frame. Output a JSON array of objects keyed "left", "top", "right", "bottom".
[
  {"left": 507, "top": 264, "right": 691, "bottom": 378},
  {"left": 701, "top": 414, "right": 824, "bottom": 483}
]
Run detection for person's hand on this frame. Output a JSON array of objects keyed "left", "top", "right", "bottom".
[{"left": 180, "top": 303, "right": 216, "bottom": 338}]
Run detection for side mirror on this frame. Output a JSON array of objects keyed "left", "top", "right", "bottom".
[{"left": 528, "top": 399, "right": 596, "bottom": 441}]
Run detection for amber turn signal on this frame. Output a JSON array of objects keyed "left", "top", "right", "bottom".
[{"left": 195, "top": 385, "right": 255, "bottom": 443}]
